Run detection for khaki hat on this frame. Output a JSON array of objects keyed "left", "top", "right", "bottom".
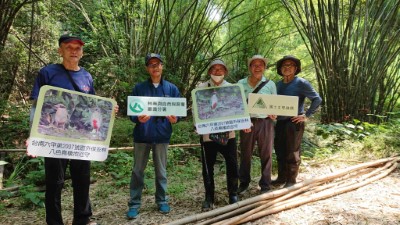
[
  {"left": 208, "top": 59, "right": 228, "bottom": 74},
  {"left": 248, "top": 55, "right": 268, "bottom": 67}
]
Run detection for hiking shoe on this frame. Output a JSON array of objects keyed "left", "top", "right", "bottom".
[
  {"left": 229, "top": 194, "right": 238, "bottom": 204},
  {"left": 126, "top": 207, "right": 139, "bottom": 219},
  {"left": 237, "top": 183, "right": 249, "bottom": 194},
  {"left": 260, "top": 187, "right": 271, "bottom": 194},
  {"left": 202, "top": 199, "right": 214, "bottom": 211},
  {"left": 271, "top": 178, "right": 286, "bottom": 186},
  {"left": 284, "top": 182, "right": 296, "bottom": 188},
  {"left": 158, "top": 203, "right": 171, "bottom": 214}
]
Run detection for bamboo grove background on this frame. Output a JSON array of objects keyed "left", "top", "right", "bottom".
[{"left": 0, "top": 0, "right": 399, "bottom": 123}]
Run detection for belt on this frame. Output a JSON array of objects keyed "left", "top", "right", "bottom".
[{"left": 251, "top": 117, "right": 267, "bottom": 122}]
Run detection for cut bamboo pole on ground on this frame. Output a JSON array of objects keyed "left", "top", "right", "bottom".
[
  {"left": 165, "top": 157, "right": 399, "bottom": 225},
  {"left": 230, "top": 160, "right": 398, "bottom": 225}
]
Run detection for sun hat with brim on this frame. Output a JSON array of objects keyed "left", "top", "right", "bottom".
[
  {"left": 247, "top": 55, "right": 268, "bottom": 68},
  {"left": 208, "top": 59, "right": 228, "bottom": 74},
  {"left": 58, "top": 35, "right": 84, "bottom": 46},
  {"left": 276, "top": 55, "right": 301, "bottom": 76},
  {"left": 145, "top": 53, "right": 163, "bottom": 66}
]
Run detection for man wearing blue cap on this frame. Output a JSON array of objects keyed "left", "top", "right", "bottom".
[
  {"left": 29, "top": 34, "right": 98, "bottom": 225},
  {"left": 126, "top": 53, "right": 180, "bottom": 219}
]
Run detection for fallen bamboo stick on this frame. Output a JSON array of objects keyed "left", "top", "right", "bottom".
[
  {"left": 165, "top": 157, "right": 397, "bottom": 225},
  {"left": 235, "top": 160, "right": 398, "bottom": 224},
  {"left": 215, "top": 182, "right": 322, "bottom": 225}
]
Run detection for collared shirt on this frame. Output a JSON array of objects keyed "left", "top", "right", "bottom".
[
  {"left": 238, "top": 76, "right": 277, "bottom": 118},
  {"left": 276, "top": 76, "right": 321, "bottom": 120}
]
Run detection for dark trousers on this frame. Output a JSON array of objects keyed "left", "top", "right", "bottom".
[
  {"left": 239, "top": 118, "right": 274, "bottom": 189},
  {"left": 201, "top": 138, "right": 238, "bottom": 200},
  {"left": 45, "top": 157, "right": 92, "bottom": 225},
  {"left": 274, "top": 120, "right": 305, "bottom": 182}
]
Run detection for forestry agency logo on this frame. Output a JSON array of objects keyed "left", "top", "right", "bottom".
[{"left": 129, "top": 99, "right": 145, "bottom": 113}]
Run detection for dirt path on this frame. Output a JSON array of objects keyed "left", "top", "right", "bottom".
[{"left": 1, "top": 162, "right": 399, "bottom": 225}]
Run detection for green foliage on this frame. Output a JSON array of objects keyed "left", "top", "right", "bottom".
[
  {"left": 316, "top": 119, "right": 379, "bottom": 144},
  {"left": 0, "top": 104, "right": 30, "bottom": 148},
  {"left": 93, "top": 151, "right": 133, "bottom": 187},
  {"left": 170, "top": 118, "right": 198, "bottom": 145},
  {"left": 4, "top": 155, "right": 28, "bottom": 187},
  {"left": 19, "top": 185, "right": 45, "bottom": 208},
  {"left": 94, "top": 183, "right": 119, "bottom": 199},
  {"left": 109, "top": 117, "right": 133, "bottom": 147},
  {"left": 23, "top": 158, "right": 45, "bottom": 186},
  {"left": 167, "top": 153, "right": 200, "bottom": 199}
]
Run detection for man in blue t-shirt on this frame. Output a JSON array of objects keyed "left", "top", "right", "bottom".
[
  {"left": 273, "top": 55, "right": 322, "bottom": 188},
  {"left": 126, "top": 53, "right": 180, "bottom": 219},
  {"left": 29, "top": 34, "right": 98, "bottom": 225}
]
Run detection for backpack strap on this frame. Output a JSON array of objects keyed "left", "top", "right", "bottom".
[
  {"left": 252, "top": 80, "right": 269, "bottom": 94},
  {"left": 60, "top": 64, "right": 82, "bottom": 92}
]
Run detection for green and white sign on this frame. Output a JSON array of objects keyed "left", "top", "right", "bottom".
[
  {"left": 248, "top": 93, "right": 299, "bottom": 116},
  {"left": 127, "top": 96, "right": 187, "bottom": 116}
]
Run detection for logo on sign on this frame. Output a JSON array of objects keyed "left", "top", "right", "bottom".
[
  {"left": 253, "top": 97, "right": 266, "bottom": 109},
  {"left": 129, "top": 99, "right": 145, "bottom": 113}
]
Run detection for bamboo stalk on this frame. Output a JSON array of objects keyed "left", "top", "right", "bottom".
[
  {"left": 235, "top": 160, "right": 398, "bottom": 224},
  {"left": 215, "top": 182, "right": 322, "bottom": 225},
  {"left": 166, "top": 157, "right": 397, "bottom": 225}
]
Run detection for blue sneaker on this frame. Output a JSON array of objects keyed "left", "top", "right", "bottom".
[
  {"left": 158, "top": 203, "right": 171, "bottom": 214},
  {"left": 126, "top": 207, "right": 139, "bottom": 219}
]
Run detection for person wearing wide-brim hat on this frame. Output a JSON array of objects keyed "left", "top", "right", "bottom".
[
  {"left": 273, "top": 55, "right": 322, "bottom": 187},
  {"left": 237, "top": 55, "right": 277, "bottom": 195},
  {"left": 196, "top": 59, "right": 239, "bottom": 211}
]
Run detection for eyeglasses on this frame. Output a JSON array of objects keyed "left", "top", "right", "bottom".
[
  {"left": 282, "top": 64, "right": 296, "bottom": 68},
  {"left": 251, "top": 64, "right": 265, "bottom": 68},
  {"left": 147, "top": 63, "right": 162, "bottom": 68}
]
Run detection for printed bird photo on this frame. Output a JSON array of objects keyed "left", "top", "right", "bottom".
[
  {"left": 195, "top": 85, "right": 245, "bottom": 120},
  {"left": 37, "top": 89, "right": 113, "bottom": 141}
]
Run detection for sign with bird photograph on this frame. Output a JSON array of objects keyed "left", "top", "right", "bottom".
[
  {"left": 248, "top": 93, "right": 299, "bottom": 116},
  {"left": 127, "top": 96, "right": 187, "bottom": 116},
  {"left": 27, "top": 85, "right": 117, "bottom": 161},
  {"left": 192, "top": 84, "right": 251, "bottom": 135}
]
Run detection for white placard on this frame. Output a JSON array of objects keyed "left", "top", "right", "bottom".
[
  {"left": 248, "top": 94, "right": 299, "bottom": 116},
  {"left": 127, "top": 96, "right": 187, "bottom": 116},
  {"left": 28, "top": 138, "right": 109, "bottom": 161},
  {"left": 27, "top": 85, "right": 117, "bottom": 161},
  {"left": 195, "top": 117, "right": 251, "bottom": 135},
  {"left": 191, "top": 84, "right": 251, "bottom": 135}
]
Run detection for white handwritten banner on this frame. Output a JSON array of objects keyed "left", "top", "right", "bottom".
[
  {"left": 127, "top": 96, "right": 187, "bottom": 116},
  {"left": 248, "top": 94, "right": 299, "bottom": 116},
  {"left": 27, "top": 85, "right": 117, "bottom": 161},
  {"left": 192, "top": 84, "right": 251, "bottom": 135}
]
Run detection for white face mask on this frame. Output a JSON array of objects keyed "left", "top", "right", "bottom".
[{"left": 211, "top": 75, "right": 224, "bottom": 83}]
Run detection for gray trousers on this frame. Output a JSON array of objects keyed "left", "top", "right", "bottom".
[
  {"left": 239, "top": 118, "right": 274, "bottom": 189},
  {"left": 128, "top": 143, "right": 169, "bottom": 208}
]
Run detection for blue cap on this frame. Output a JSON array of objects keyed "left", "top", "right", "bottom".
[{"left": 145, "top": 53, "right": 163, "bottom": 66}]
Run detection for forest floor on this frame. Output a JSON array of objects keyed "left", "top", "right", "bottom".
[{"left": 1, "top": 156, "right": 399, "bottom": 225}]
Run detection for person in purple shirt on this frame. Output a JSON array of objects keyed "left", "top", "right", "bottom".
[{"left": 273, "top": 55, "right": 322, "bottom": 188}]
